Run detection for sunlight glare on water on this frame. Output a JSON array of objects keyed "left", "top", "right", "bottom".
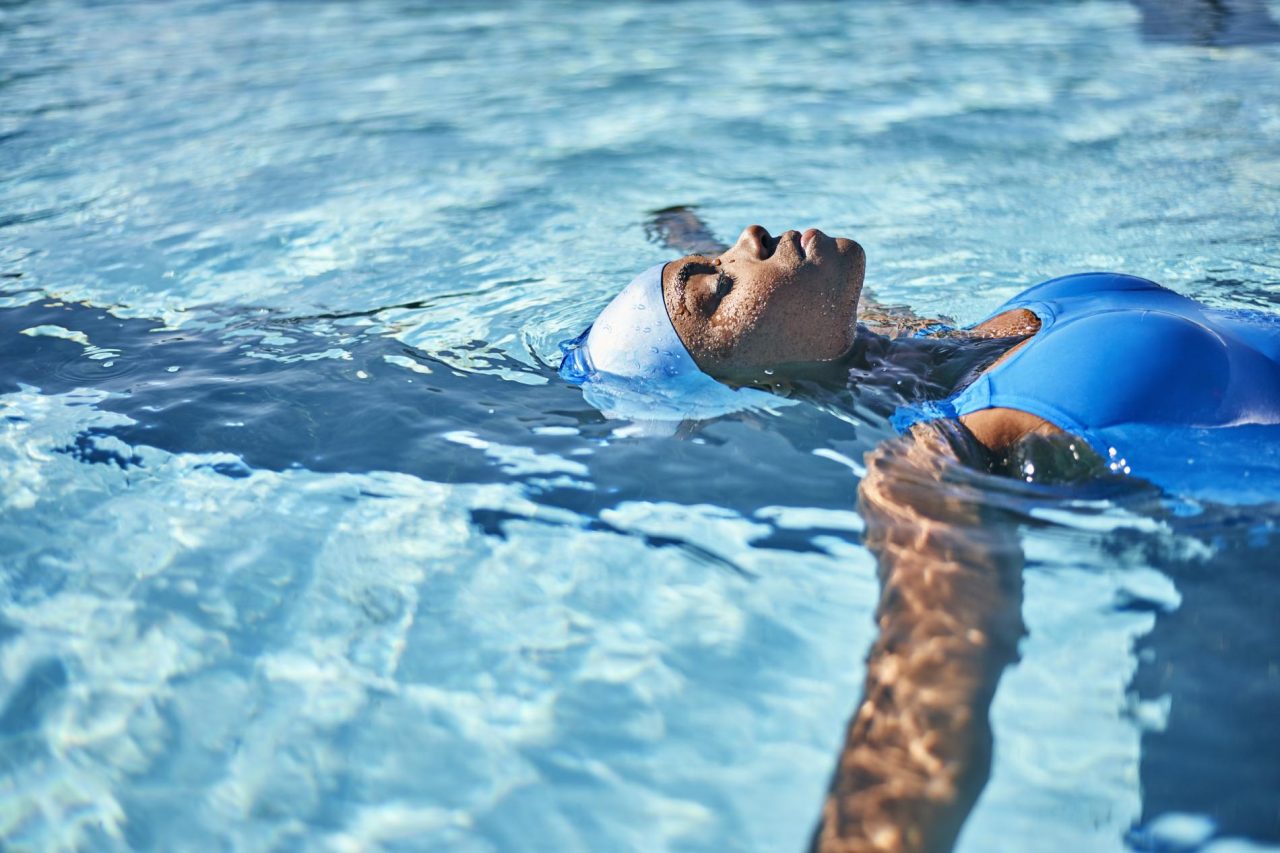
[{"left": 2, "top": 0, "right": 1279, "bottom": 850}]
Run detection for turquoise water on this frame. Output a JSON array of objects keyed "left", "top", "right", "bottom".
[{"left": 2, "top": 1, "right": 1279, "bottom": 850}]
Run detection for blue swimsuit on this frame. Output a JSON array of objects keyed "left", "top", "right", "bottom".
[{"left": 897, "top": 273, "right": 1280, "bottom": 502}]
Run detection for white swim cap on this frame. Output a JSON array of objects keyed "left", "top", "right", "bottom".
[{"left": 558, "top": 262, "right": 785, "bottom": 422}]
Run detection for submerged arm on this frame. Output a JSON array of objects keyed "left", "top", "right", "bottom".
[
  {"left": 814, "top": 422, "right": 1025, "bottom": 853},
  {"left": 645, "top": 206, "right": 730, "bottom": 256}
]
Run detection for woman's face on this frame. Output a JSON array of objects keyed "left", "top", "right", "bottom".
[{"left": 662, "top": 225, "right": 866, "bottom": 376}]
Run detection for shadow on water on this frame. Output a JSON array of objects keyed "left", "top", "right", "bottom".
[
  {"left": 1130, "top": 0, "right": 1280, "bottom": 46},
  {"left": 2, "top": 285, "right": 1278, "bottom": 845},
  {"left": 1124, "top": 510, "right": 1280, "bottom": 847},
  {"left": 0, "top": 288, "right": 879, "bottom": 558}
]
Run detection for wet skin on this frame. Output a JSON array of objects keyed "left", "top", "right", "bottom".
[
  {"left": 654, "top": 223, "right": 1058, "bottom": 852},
  {"left": 662, "top": 224, "right": 867, "bottom": 373},
  {"left": 661, "top": 224, "right": 1055, "bottom": 451}
]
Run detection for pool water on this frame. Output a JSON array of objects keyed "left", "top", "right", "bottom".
[{"left": 2, "top": 1, "right": 1279, "bottom": 850}]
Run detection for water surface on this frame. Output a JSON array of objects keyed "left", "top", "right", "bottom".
[{"left": 2, "top": 1, "right": 1279, "bottom": 850}]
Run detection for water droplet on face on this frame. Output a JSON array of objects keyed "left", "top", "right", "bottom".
[{"left": 764, "top": 369, "right": 774, "bottom": 376}]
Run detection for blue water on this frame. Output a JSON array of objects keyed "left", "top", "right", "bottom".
[{"left": 2, "top": 1, "right": 1279, "bottom": 850}]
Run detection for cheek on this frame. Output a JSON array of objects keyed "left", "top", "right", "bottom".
[
  {"left": 679, "top": 275, "right": 856, "bottom": 370},
  {"left": 697, "top": 297, "right": 800, "bottom": 366},
  {"left": 744, "top": 290, "right": 855, "bottom": 363},
  {"left": 700, "top": 299, "right": 766, "bottom": 360}
]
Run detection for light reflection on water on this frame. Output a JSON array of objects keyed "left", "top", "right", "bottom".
[{"left": 1, "top": 1, "right": 1279, "bottom": 850}]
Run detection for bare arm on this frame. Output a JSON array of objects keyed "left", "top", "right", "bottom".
[
  {"left": 642, "top": 209, "right": 1052, "bottom": 849},
  {"left": 645, "top": 206, "right": 730, "bottom": 256},
  {"left": 813, "top": 422, "right": 1025, "bottom": 853}
]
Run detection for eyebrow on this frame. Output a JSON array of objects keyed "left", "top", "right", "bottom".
[
  {"left": 673, "top": 258, "right": 716, "bottom": 305},
  {"left": 673, "top": 261, "right": 693, "bottom": 304}
]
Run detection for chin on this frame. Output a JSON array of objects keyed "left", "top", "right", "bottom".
[{"left": 833, "top": 235, "right": 864, "bottom": 258}]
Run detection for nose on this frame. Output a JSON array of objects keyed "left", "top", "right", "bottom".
[{"left": 737, "top": 224, "right": 773, "bottom": 260}]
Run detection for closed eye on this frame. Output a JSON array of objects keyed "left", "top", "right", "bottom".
[
  {"left": 711, "top": 272, "right": 734, "bottom": 301},
  {"left": 675, "top": 260, "right": 734, "bottom": 314}
]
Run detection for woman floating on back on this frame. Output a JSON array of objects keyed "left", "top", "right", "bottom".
[{"left": 560, "top": 211, "right": 1280, "bottom": 852}]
